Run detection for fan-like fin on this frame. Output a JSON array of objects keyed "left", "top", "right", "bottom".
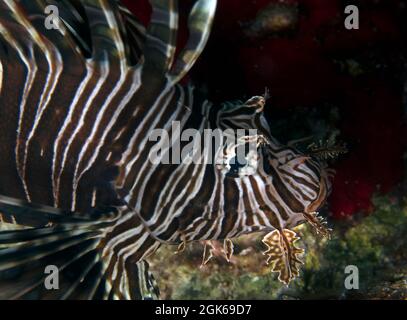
[
  {"left": 169, "top": 0, "right": 217, "bottom": 84},
  {"left": 0, "top": 207, "right": 158, "bottom": 300},
  {"left": 0, "top": 194, "right": 119, "bottom": 227},
  {"left": 0, "top": 195, "right": 81, "bottom": 227}
]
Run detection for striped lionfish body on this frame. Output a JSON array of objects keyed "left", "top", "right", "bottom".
[{"left": 0, "top": 0, "right": 332, "bottom": 299}]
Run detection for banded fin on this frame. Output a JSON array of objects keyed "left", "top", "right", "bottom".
[
  {"left": 62, "top": 1, "right": 147, "bottom": 65},
  {"left": 56, "top": 0, "right": 94, "bottom": 58},
  {"left": 0, "top": 206, "right": 158, "bottom": 300},
  {"left": 12, "top": 0, "right": 146, "bottom": 65},
  {"left": 0, "top": 1, "right": 39, "bottom": 58},
  {"left": 0, "top": 194, "right": 115, "bottom": 227},
  {"left": 262, "top": 229, "right": 304, "bottom": 285}
]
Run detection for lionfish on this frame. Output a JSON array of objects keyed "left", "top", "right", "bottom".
[{"left": 0, "top": 0, "right": 332, "bottom": 299}]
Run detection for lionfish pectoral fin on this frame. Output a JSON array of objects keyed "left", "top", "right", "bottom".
[
  {"left": 0, "top": 194, "right": 118, "bottom": 227},
  {"left": 169, "top": 0, "right": 217, "bottom": 84},
  {"left": 262, "top": 229, "right": 304, "bottom": 285},
  {"left": 303, "top": 212, "right": 332, "bottom": 239},
  {"left": 0, "top": 220, "right": 109, "bottom": 299},
  {"left": 0, "top": 204, "right": 157, "bottom": 300}
]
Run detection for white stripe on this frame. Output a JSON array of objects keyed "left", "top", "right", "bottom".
[
  {"left": 118, "top": 82, "right": 174, "bottom": 176},
  {"left": 0, "top": 25, "right": 38, "bottom": 201},
  {"left": 111, "top": 232, "right": 154, "bottom": 282},
  {"left": 150, "top": 122, "right": 208, "bottom": 230},
  {"left": 9, "top": 1, "right": 65, "bottom": 194},
  {"left": 72, "top": 69, "right": 129, "bottom": 193},
  {"left": 56, "top": 59, "right": 109, "bottom": 211},
  {"left": 70, "top": 58, "right": 111, "bottom": 209},
  {"left": 101, "top": 1, "right": 127, "bottom": 69},
  {"left": 22, "top": 44, "right": 62, "bottom": 174},
  {"left": 257, "top": 169, "right": 294, "bottom": 225},
  {"left": 226, "top": 182, "right": 244, "bottom": 238},
  {"left": 201, "top": 171, "right": 225, "bottom": 240},
  {"left": 126, "top": 87, "right": 186, "bottom": 210},
  {"left": 72, "top": 68, "right": 142, "bottom": 207},
  {"left": 52, "top": 62, "right": 95, "bottom": 206}
]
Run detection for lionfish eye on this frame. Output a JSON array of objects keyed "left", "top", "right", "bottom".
[
  {"left": 225, "top": 156, "right": 248, "bottom": 178},
  {"left": 220, "top": 139, "right": 262, "bottom": 178}
]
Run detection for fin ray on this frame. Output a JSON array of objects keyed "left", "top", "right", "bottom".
[
  {"left": 143, "top": 0, "right": 178, "bottom": 74},
  {"left": 169, "top": 0, "right": 217, "bottom": 84}
]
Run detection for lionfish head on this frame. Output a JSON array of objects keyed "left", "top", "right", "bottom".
[
  {"left": 218, "top": 91, "right": 334, "bottom": 233},
  {"left": 202, "top": 92, "right": 338, "bottom": 284}
]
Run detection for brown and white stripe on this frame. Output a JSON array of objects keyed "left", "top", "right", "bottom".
[{"left": 0, "top": 0, "right": 331, "bottom": 299}]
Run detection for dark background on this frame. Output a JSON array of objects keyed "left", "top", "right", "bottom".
[{"left": 123, "top": 0, "right": 407, "bottom": 220}]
